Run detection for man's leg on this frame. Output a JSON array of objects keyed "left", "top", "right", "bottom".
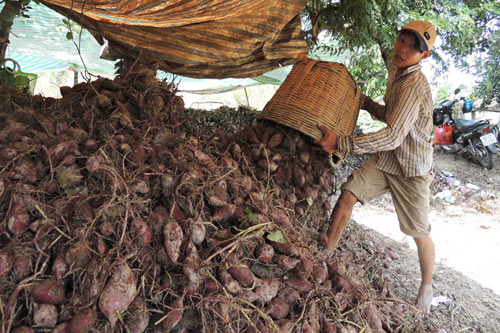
[
  {"left": 321, "top": 190, "right": 358, "bottom": 249},
  {"left": 414, "top": 235, "right": 435, "bottom": 314}
]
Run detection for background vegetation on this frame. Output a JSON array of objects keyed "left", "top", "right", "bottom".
[
  {"left": 1, "top": 0, "right": 499, "bottom": 107},
  {"left": 301, "top": 0, "right": 500, "bottom": 107}
]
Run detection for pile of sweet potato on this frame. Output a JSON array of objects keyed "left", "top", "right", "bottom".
[{"left": 0, "top": 63, "right": 409, "bottom": 332}]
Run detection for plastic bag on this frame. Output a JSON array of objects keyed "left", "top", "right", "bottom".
[{"left": 434, "top": 125, "right": 453, "bottom": 145}]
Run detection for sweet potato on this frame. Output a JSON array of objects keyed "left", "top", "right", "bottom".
[
  {"left": 255, "top": 243, "right": 274, "bottom": 263},
  {"left": 258, "top": 159, "right": 278, "bottom": 172},
  {"left": 293, "top": 167, "right": 306, "bottom": 187},
  {"left": 218, "top": 267, "right": 241, "bottom": 294},
  {"left": 51, "top": 255, "right": 68, "bottom": 281},
  {"left": 153, "top": 130, "right": 185, "bottom": 147},
  {"left": 13, "top": 254, "right": 31, "bottom": 281},
  {"left": 301, "top": 320, "right": 313, "bottom": 333},
  {"left": 268, "top": 298, "right": 290, "bottom": 319},
  {"left": 228, "top": 264, "right": 256, "bottom": 287},
  {"left": 7, "top": 201, "right": 30, "bottom": 235},
  {"left": 287, "top": 278, "right": 313, "bottom": 294},
  {"left": 132, "top": 218, "right": 153, "bottom": 245},
  {"left": 298, "top": 150, "right": 310, "bottom": 165},
  {"left": 74, "top": 201, "right": 94, "bottom": 222},
  {"left": 282, "top": 286, "right": 299, "bottom": 305},
  {"left": 273, "top": 254, "right": 300, "bottom": 271},
  {"left": 183, "top": 241, "right": 201, "bottom": 295},
  {"left": 68, "top": 309, "right": 97, "bottom": 333},
  {"left": 268, "top": 240, "right": 299, "bottom": 257},
  {"left": 332, "top": 275, "right": 352, "bottom": 292},
  {"left": 255, "top": 278, "right": 280, "bottom": 303},
  {"left": 212, "top": 204, "right": 236, "bottom": 222},
  {"left": 155, "top": 244, "right": 173, "bottom": 266},
  {"left": 160, "top": 273, "right": 181, "bottom": 292},
  {"left": 85, "top": 155, "right": 105, "bottom": 173},
  {"left": 193, "top": 149, "right": 213, "bottom": 166},
  {"left": 130, "top": 145, "right": 145, "bottom": 164},
  {"left": 270, "top": 211, "right": 296, "bottom": 236},
  {"left": 99, "top": 221, "right": 115, "bottom": 236},
  {"left": 190, "top": 222, "right": 206, "bottom": 245},
  {"left": 238, "top": 289, "right": 259, "bottom": 303},
  {"left": 131, "top": 180, "right": 150, "bottom": 194},
  {"left": 275, "top": 319, "right": 294, "bottom": 333},
  {"left": 98, "top": 260, "right": 137, "bottom": 327},
  {"left": 0, "top": 250, "right": 13, "bottom": 277},
  {"left": 244, "top": 128, "right": 260, "bottom": 144},
  {"left": 163, "top": 221, "right": 183, "bottom": 264},
  {"left": 321, "top": 316, "right": 337, "bottom": 333},
  {"left": 97, "top": 237, "right": 107, "bottom": 256},
  {"left": 52, "top": 322, "right": 69, "bottom": 333},
  {"left": 33, "top": 303, "right": 58, "bottom": 327},
  {"left": 267, "top": 132, "right": 284, "bottom": 148},
  {"left": 150, "top": 206, "right": 168, "bottom": 233},
  {"left": 31, "top": 278, "right": 66, "bottom": 304},
  {"left": 229, "top": 143, "right": 242, "bottom": 161},
  {"left": 15, "top": 158, "right": 38, "bottom": 183},
  {"left": 127, "top": 296, "right": 150, "bottom": 333},
  {"left": 171, "top": 205, "right": 187, "bottom": 224},
  {"left": 293, "top": 256, "right": 313, "bottom": 280},
  {"left": 162, "top": 295, "right": 184, "bottom": 332},
  {"left": 218, "top": 156, "right": 235, "bottom": 169},
  {"left": 161, "top": 174, "right": 176, "bottom": 193},
  {"left": 363, "top": 304, "right": 384, "bottom": 333},
  {"left": 208, "top": 195, "right": 227, "bottom": 207},
  {"left": 311, "top": 262, "right": 328, "bottom": 284},
  {"left": 204, "top": 278, "right": 220, "bottom": 293},
  {"left": 65, "top": 241, "right": 91, "bottom": 268}
]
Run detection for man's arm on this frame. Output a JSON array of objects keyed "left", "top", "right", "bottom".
[
  {"left": 362, "top": 93, "right": 387, "bottom": 122},
  {"left": 338, "top": 82, "right": 421, "bottom": 154}
]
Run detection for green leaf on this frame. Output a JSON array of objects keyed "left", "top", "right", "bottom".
[
  {"left": 267, "top": 230, "right": 285, "bottom": 243},
  {"left": 306, "top": 196, "right": 313, "bottom": 207},
  {"left": 244, "top": 207, "right": 255, "bottom": 221},
  {"left": 66, "top": 31, "right": 73, "bottom": 40}
]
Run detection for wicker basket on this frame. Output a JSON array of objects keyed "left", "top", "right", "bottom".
[{"left": 259, "top": 58, "right": 361, "bottom": 164}]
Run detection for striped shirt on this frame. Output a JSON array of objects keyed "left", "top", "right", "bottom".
[{"left": 337, "top": 64, "right": 434, "bottom": 177}]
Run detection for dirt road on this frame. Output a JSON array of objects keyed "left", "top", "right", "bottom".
[{"left": 346, "top": 148, "right": 500, "bottom": 331}]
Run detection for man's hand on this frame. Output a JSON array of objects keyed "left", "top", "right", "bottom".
[{"left": 313, "top": 124, "right": 338, "bottom": 154}]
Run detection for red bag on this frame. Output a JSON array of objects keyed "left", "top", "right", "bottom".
[{"left": 434, "top": 125, "right": 453, "bottom": 145}]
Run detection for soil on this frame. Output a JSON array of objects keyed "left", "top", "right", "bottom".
[{"left": 341, "top": 148, "right": 500, "bottom": 332}]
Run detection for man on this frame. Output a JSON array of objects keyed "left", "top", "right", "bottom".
[{"left": 314, "top": 20, "right": 437, "bottom": 314}]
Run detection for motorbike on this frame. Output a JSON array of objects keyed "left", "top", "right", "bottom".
[{"left": 433, "top": 93, "right": 499, "bottom": 169}]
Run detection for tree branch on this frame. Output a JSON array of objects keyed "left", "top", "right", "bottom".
[{"left": 0, "top": 0, "right": 24, "bottom": 60}]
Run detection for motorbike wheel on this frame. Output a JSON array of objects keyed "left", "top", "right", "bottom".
[
  {"left": 470, "top": 138, "right": 495, "bottom": 170},
  {"left": 439, "top": 144, "right": 460, "bottom": 154}
]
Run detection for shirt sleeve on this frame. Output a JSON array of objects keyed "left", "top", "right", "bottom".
[
  {"left": 338, "top": 82, "right": 421, "bottom": 154},
  {"left": 361, "top": 93, "right": 387, "bottom": 122}
]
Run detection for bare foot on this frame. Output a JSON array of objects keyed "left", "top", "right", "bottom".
[
  {"left": 415, "top": 283, "right": 433, "bottom": 314},
  {"left": 319, "top": 232, "right": 337, "bottom": 250}
]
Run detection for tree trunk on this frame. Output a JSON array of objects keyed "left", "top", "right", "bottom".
[
  {"left": 0, "top": 1, "right": 24, "bottom": 60},
  {"left": 380, "top": 46, "right": 393, "bottom": 72}
]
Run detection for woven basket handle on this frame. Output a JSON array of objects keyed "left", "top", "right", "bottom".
[{"left": 288, "top": 59, "right": 318, "bottom": 99}]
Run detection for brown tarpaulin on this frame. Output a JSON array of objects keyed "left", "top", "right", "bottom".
[{"left": 38, "top": 0, "right": 308, "bottom": 78}]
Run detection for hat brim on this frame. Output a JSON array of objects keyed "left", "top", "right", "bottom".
[{"left": 400, "top": 28, "right": 428, "bottom": 52}]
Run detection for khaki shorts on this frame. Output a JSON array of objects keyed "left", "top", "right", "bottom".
[{"left": 341, "top": 156, "right": 433, "bottom": 238}]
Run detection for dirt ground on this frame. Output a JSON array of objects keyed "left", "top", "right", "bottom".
[{"left": 345, "top": 148, "right": 500, "bottom": 332}]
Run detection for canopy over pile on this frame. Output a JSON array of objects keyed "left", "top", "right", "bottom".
[{"left": 38, "top": 0, "right": 308, "bottom": 78}]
